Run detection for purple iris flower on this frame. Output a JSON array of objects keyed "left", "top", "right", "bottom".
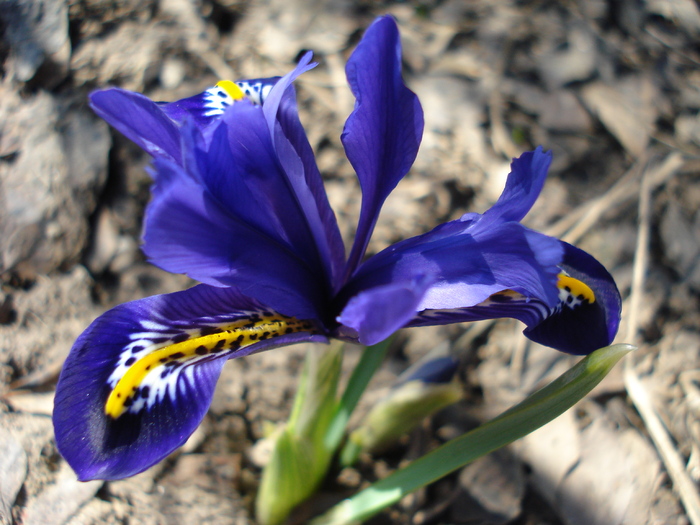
[{"left": 53, "top": 16, "right": 621, "bottom": 481}]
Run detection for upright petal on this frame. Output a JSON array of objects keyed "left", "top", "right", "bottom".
[
  {"left": 142, "top": 146, "right": 328, "bottom": 320},
  {"left": 478, "top": 147, "right": 552, "bottom": 228},
  {"left": 342, "top": 16, "right": 424, "bottom": 277},
  {"left": 90, "top": 88, "right": 182, "bottom": 162},
  {"left": 53, "top": 285, "right": 326, "bottom": 480},
  {"left": 262, "top": 53, "right": 346, "bottom": 286}
]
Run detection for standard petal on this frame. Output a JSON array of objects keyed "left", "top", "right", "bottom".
[
  {"left": 335, "top": 274, "right": 433, "bottom": 346},
  {"left": 478, "top": 147, "right": 552, "bottom": 228},
  {"left": 409, "top": 242, "right": 621, "bottom": 355},
  {"left": 342, "top": 16, "right": 424, "bottom": 277},
  {"left": 89, "top": 88, "right": 182, "bottom": 162},
  {"left": 142, "top": 154, "right": 328, "bottom": 320},
  {"left": 53, "top": 285, "right": 326, "bottom": 480},
  {"left": 262, "top": 53, "right": 346, "bottom": 286}
]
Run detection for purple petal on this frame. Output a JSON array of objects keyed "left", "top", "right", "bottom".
[
  {"left": 523, "top": 241, "right": 621, "bottom": 354},
  {"left": 336, "top": 274, "right": 433, "bottom": 346},
  {"left": 410, "top": 242, "right": 621, "bottom": 355},
  {"left": 345, "top": 219, "right": 563, "bottom": 314},
  {"left": 478, "top": 147, "right": 552, "bottom": 228},
  {"left": 261, "top": 53, "right": 346, "bottom": 286},
  {"left": 161, "top": 78, "right": 280, "bottom": 131},
  {"left": 53, "top": 285, "right": 326, "bottom": 480},
  {"left": 342, "top": 16, "right": 424, "bottom": 277},
  {"left": 142, "top": 152, "right": 327, "bottom": 320},
  {"left": 211, "top": 99, "right": 339, "bottom": 286},
  {"left": 89, "top": 88, "right": 182, "bottom": 162}
]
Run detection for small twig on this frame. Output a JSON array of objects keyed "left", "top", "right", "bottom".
[
  {"left": 544, "top": 152, "right": 684, "bottom": 243},
  {"left": 622, "top": 159, "right": 700, "bottom": 525},
  {"left": 624, "top": 160, "right": 653, "bottom": 344},
  {"left": 625, "top": 370, "right": 700, "bottom": 525}
]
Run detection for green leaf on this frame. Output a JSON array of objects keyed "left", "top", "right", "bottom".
[{"left": 311, "top": 344, "right": 635, "bottom": 525}]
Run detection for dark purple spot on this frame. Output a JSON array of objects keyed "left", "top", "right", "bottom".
[
  {"left": 195, "top": 345, "right": 208, "bottom": 355},
  {"left": 285, "top": 328, "right": 294, "bottom": 334},
  {"left": 171, "top": 333, "right": 189, "bottom": 344},
  {"left": 141, "top": 386, "right": 150, "bottom": 398},
  {"left": 200, "top": 326, "right": 220, "bottom": 336},
  {"left": 130, "top": 345, "right": 144, "bottom": 354},
  {"left": 125, "top": 357, "right": 136, "bottom": 366},
  {"left": 169, "top": 352, "right": 185, "bottom": 359}
]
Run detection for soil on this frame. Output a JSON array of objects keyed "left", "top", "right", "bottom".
[{"left": 1, "top": 0, "right": 699, "bottom": 524}]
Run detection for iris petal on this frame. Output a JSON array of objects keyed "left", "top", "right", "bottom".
[
  {"left": 523, "top": 241, "right": 621, "bottom": 354},
  {"left": 409, "top": 241, "right": 621, "bottom": 355},
  {"left": 345, "top": 220, "right": 562, "bottom": 314},
  {"left": 142, "top": 153, "right": 326, "bottom": 320},
  {"left": 53, "top": 285, "right": 326, "bottom": 480},
  {"left": 89, "top": 88, "right": 182, "bottom": 162},
  {"left": 336, "top": 274, "right": 433, "bottom": 345},
  {"left": 478, "top": 147, "right": 552, "bottom": 228},
  {"left": 342, "top": 15, "right": 424, "bottom": 277},
  {"left": 262, "top": 53, "right": 346, "bottom": 285}
]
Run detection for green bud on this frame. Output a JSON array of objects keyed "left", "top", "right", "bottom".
[{"left": 341, "top": 377, "right": 462, "bottom": 466}]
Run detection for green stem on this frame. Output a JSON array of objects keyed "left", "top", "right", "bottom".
[
  {"left": 324, "top": 337, "right": 393, "bottom": 452},
  {"left": 312, "top": 343, "right": 635, "bottom": 525}
]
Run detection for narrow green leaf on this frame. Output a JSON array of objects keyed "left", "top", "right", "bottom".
[{"left": 311, "top": 344, "right": 635, "bottom": 525}]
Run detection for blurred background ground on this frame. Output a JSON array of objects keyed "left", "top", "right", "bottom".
[{"left": 1, "top": 0, "right": 699, "bottom": 523}]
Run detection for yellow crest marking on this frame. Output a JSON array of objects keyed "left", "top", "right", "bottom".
[
  {"left": 215, "top": 80, "right": 246, "bottom": 101},
  {"left": 557, "top": 273, "right": 595, "bottom": 304},
  {"left": 105, "top": 315, "right": 316, "bottom": 419}
]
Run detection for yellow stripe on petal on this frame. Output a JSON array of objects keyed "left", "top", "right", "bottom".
[
  {"left": 557, "top": 273, "right": 595, "bottom": 305},
  {"left": 215, "top": 80, "right": 246, "bottom": 101},
  {"left": 105, "top": 314, "right": 317, "bottom": 419}
]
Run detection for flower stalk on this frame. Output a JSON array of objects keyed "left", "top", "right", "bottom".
[{"left": 256, "top": 343, "right": 343, "bottom": 525}]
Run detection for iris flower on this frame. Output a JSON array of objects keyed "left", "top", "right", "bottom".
[{"left": 53, "top": 16, "right": 621, "bottom": 481}]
